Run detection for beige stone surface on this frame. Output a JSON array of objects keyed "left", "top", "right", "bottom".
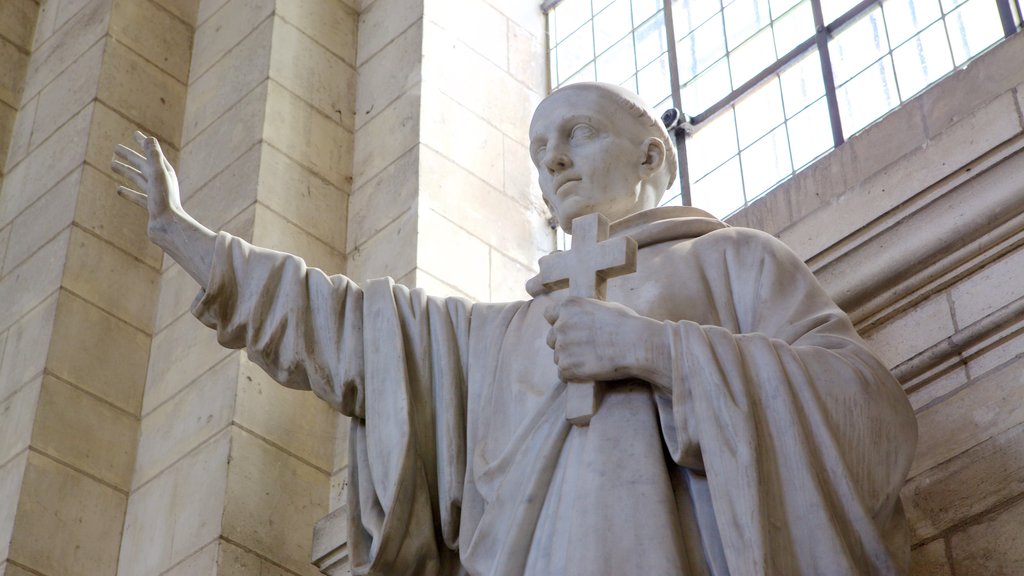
[
  {"left": 0, "top": 103, "right": 14, "bottom": 174},
  {"left": 132, "top": 355, "right": 236, "bottom": 488},
  {"left": 347, "top": 145, "right": 417, "bottom": 249},
  {"left": 251, "top": 205, "right": 345, "bottom": 274},
  {"left": 0, "top": 451, "right": 29, "bottom": 563},
  {"left": 0, "top": 38, "right": 27, "bottom": 109},
  {"left": 48, "top": 289, "right": 149, "bottom": 413},
  {"left": 23, "top": 0, "right": 111, "bottom": 101},
  {"left": 949, "top": 497, "right": 1024, "bottom": 575},
  {"left": 428, "top": 0, "right": 508, "bottom": 71},
  {"left": 352, "top": 88, "right": 419, "bottom": 187},
  {"left": 907, "top": 365, "right": 968, "bottom": 411},
  {"left": 256, "top": 143, "right": 348, "bottom": 250},
  {"left": 903, "top": 420, "right": 1024, "bottom": 541},
  {"left": 1, "top": 166, "right": 79, "bottom": 276},
  {"left": 951, "top": 246, "right": 1024, "bottom": 327},
  {"left": 354, "top": 19, "right": 422, "bottom": 129},
  {"left": 32, "top": 0, "right": 60, "bottom": 51},
  {"left": 87, "top": 100, "right": 181, "bottom": 180},
  {"left": 276, "top": 0, "right": 357, "bottom": 65},
  {"left": 96, "top": 37, "right": 186, "bottom": 144},
  {"left": 0, "top": 0, "right": 39, "bottom": 50},
  {"left": 76, "top": 163, "right": 164, "bottom": 269},
  {"left": 218, "top": 539, "right": 292, "bottom": 576},
  {"left": 182, "top": 16, "right": 272, "bottom": 144},
  {"left": 4, "top": 96, "right": 35, "bottom": 173},
  {"left": 420, "top": 85, "right": 505, "bottom": 190},
  {"left": 32, "top": 375, "right": 137, "bottom": 489},
  {"left": 490, "top": 247, "right": 533, "bottom": 302},
  {"left": 502, "top": 134, "right": 546, "bottom": 213},
  {"left": 356, "top": 0, "right": 422, "bottom": 66},
  {"left": 161, "top": 539, "right": 218, "bottom": 576},
  {"left": 117, "top": 461, "right": 177, "bottom": 575},
  {"left": 507, "top": 20, "right": 547, "bottom": 90},
  {"left": 269, "top": 16, "right": 355, "bottom": 133},
  {"left": 0, "top": 230, "right": 68, "bottom": 334},
  {"left": 0, "top": 378, "right": 42, "bottom": 466},
  {"left": 109, "top": 0, "right": 193, "bottom": 83},
  {"left": 0, "top": 561, "right": 35, "bottom": 576},
  {"left": 0, "top": 292, "right": 58, "bottom": 399},
  {"left": 153, "top": 0, "right": 200, "bottom": 27},
  {"left": 223, "top": 427, "right": 328, "bottom": 576},
  {"left": 189, "top": 0, "right": 273, "bottom": 81},
  {"left": 910, "top": 539, "right": 951, "bottom": 576},
  {"left": 484, "top": 0, "right": 544, "bottom": 33},
  {"left": 195, "top": 0, "right": 230, "bottom": 27},
  {"left": 263, "top": 80, "right": 352, "bottom": 190},
  {"left": 56, "top": 0, "right": 97, "bottom": 32},
  {"left": 181, "top": 138, "right": 259, "bottom": 223},
  {"left": 346, "top": 207, "right": 417, "bottom": 283},
  {"left": 413, "top": 267, "right": 473, "bottom": 300},
  {"left": 967, "top": 328, "right": 1024, "bottom": 381},
  {"left": 154, "top": 262, "right": 201, "bottom": 333},
  {"left": 30, "top": 36, "right": 104, "bottom": 150},
  {"left": 9, "top": 452, "right": 126, "bottom": 576},
  {"left": 863, "top": 293, "right": 956, "bottom": 369},
  {"left": 418, "top": 208, "right": 490, "bottom": 301},
  {"left": 235, "top": 356, "right": 341, "bottom": 472},
  {"left": 912, "top": 359, "right": 1024, "bottom": 477}
]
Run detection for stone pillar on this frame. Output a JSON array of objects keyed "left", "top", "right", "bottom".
[
  {"left": 0, "top": 0, "right": 192, "bottom": 574},
  {"left": 116, "top": 0, "right": 355, "bottom": 574}
]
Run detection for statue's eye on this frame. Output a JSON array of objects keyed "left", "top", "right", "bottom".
[
  {"left": 570, "top": 124, "right": 595, "bottom": 141},
  {"left": 532, "top": 145, "right": 546, "bottom": 163}
]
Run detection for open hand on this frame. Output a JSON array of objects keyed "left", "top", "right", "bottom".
[{"left": 110, "top": 131, "right": 182, "bottom": 241}]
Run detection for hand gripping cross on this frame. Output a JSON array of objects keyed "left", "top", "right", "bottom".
[{"left": 538, "top": 212, "right": 638, "bottom": 426}]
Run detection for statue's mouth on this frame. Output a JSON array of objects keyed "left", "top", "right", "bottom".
[{"left": 555, "top": 176, "right": 581, "bottom": 197}]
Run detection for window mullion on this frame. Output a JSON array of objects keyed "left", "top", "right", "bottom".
[
  {"left": 662, "top": 0, "right": 692, "bottom": 205},
  {"left": 997, "top": 0, "right": 1019, "bottom": 37},
  {"left": 811, "top": 0, "right": 845, "bottom": 147}
]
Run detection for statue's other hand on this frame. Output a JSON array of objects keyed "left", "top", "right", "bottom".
[
  {"left": 111, "top": 131, "right": 182, "bottom": 242},
  {"left": 543, "top": 297, "right": 670, "bottom": 393}
]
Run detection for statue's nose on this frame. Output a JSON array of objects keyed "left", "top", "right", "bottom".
[{"left": 544, "top": 150, "right": 572, "bottom": 175}]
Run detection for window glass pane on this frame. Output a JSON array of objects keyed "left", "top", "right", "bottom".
[
  {"left": 597, "top": 34, "right": 637, "bottom": 84},
  {"left": 620, "top": 74, "right": 639, "bottom": 93},
  {"left": 724, "top": 0, "right": 771, "bottom": 47},
  {"left": 892, "top": 20, "right": 953, "bottom": 98},
  {"left": 557, "top": 22, "right": 595, "bottom": 83},
  {"left": 779, "top": 47, "right": 824, "bottom": 117},
  {"left": 786, "top": 97, "right": 832, "bottom": 169},
  {"left": 837, "top": 55, "right": 899, "bottom": 136},
  {"left": 632, "top": 0, "right": 661, "bottom": 25},
  {"left": 594, "top": 0, "right": 633, "bottom": 55},
  {"left": 660, "top": 176, "right": 683, "bottom": 206},
  {"left": 946, "top": 0, "right": 1003, "bottom": 65},
  {"left": 730, "top": 27, "right": 776, "bottom": 87},
  {"left": 635, "top": 11, "right": 668, "bottom": 68},
  {"left": 554, "top": 0, "right": 593, "bottom": 44},
  {"left": 769, "top": 0, "right": 801, "bottom": 17},
  {"left": 682, "top": 58, "right": 732, "bottom": 114},
  {"left": 772, "top": 0, "right": 814, "bottom": 56},
  {"left": 692, "top": 156, "right": 745, "bottom": 218},
  {"left": 734, "top": 77, "right": 784, "bottom": 148},
  {"left": 564, "top": 62, "right": 597, "bottom": 85},
  {"left": 940, "top": 0, "right": 969, "bottom": 13},
  {"left": 677, "top": 13, "right": 727, "bottom": 84},
  {"left": 830, "top": 5, "right": 890, "bottom": 85},
  {"left": 593, "top": 0, "right": 616, "bottom": 13},
  {"left": 549, "top": 48, "right": 558, "bottom": 88},
  {"left": 673, "top": 0, "right": 720, "bottom": 37},
  {"left": 686, "top": 109, "right": 739, "bottom": 179},
  {"left": 883, "top": 0, "right": 942, "bottom": 46},
  {"left": 637, "top": 53, "right": 672, "bottom": 106},
  {"left": 822, "top": 0, "right": 861, "bottom": 23},
  {"left": 741, "top": 125, "right": 792, "bottom": 199}
]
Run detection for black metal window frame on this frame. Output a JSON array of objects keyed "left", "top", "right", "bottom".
[{"left": 543, "top": 0, "right": 1023, "bottom": 207}]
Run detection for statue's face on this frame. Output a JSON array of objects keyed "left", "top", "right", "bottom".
[{"left": 529, "top": 88, "right": 653, "bottom": 233}]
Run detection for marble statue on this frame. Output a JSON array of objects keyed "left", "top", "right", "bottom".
[{"left": 112, "top": 82, "right": 918, "bottom": 575}]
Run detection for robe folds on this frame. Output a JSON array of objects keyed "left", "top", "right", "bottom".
[{"left": 192, "top": 207, "right": 917, "bottom": 576}]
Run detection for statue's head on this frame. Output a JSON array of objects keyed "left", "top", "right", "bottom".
[{"left": 529, "top": 82, "right": 677, "bottom": 233}]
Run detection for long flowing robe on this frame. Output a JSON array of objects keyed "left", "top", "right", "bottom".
[{"left": 192, "top": 207, "right": 917, "bottom": 576}]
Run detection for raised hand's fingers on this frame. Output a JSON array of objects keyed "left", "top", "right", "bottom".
[
  {"left": 133, "top": 130, "right": 147, "bottom": 148},
  {"left": 117, "top": 186, "right": 148, "bottom": 208},
  {"left": 546, "top": 328, "right": 556, "bottom": 350},
  {"left": 111, "top": 159, "right": 146, "bottom": 189},
  {"left": 543, "top": 303, "right": 560, "bottom": 325},
  {"left": 114, "top": 144, "right": 147, "bottom": 171}
]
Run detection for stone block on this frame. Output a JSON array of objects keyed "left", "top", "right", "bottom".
[
  {"left": 329, "top": 467, "right": 347, "bottom": 510},
  {"left": 109, "top": 0, "right": 193, "bottom": 83},
  {"left": 0, "top": 292, "right": 58, "bottom": 399},
  {"left": 502, "top": 135, "right": 547, "bottom": 214},
  {"left": 332, "top": 415, "right": 348, "bottom": 474},
  {"left": 153, "top": 262, "right": 198, "bottom": 333},
  {"left": 354, "top": 19, "right": 422, "bottom": 130},
  {"left": 347, "top": 145, "right": 417, "bottom": 250},
  {"left": 352, "top": 87, "right": 419, "bottom": 188},
  {"left": 0, "top": 0, "right": 39, "bottom": 50},
  {"left": 0, "top": 451, "right": 29, "bottom": 563},
  {"left": 97, "top": 38, "right": 186, "bottom": 145},
  {"left": 143, "top": 307, "right": 233, "bottom": 416},
  {"left": 428, "top": 0, "right": 507, "bottom": 70},
  {"left": 490, "top": 247, "right": 533, "bottom": 302},
  {"left": 23, "top": 0, "right": 111, "bottom": 101},
  {"left": 842, "top": 99, "right": 927, "bottom": 190},
  {"left": 223, "top": 427, "right": 328, "bottom": 576},
  {"left": 48, "top": 289, "right": 149, "bottom": 414},
  {"left": 0, "top": 378, "right": 41, "bottom": 467},
  {"left": 418, "top": 208, "right": 490, "bottom": 301},
  {"left": 252, "top": 205, "right": 345, "bottom": 274},
  {"left": 0, "top": 103, "right": 14, "bottom": 174},
  {"left": 117, "top": 461, "right": 177, "bottom": 575},
  {"left": 76, "top": 164, "right": 164, "bottom": 269},
  {"left": 162, "top": 540, "right": 218, "bottom": 576},
  {"left": 0, "top": 38, "right": 27, "bottom": 109},
  {"left": 910, "top": 539, "right": 951, "bottom": 576},
  {"left": 9, "top": 452, "right": 126, "bottom": 576},
  {"left": 951, "top": 246, "right": 1024, "bottom": 328},
  {"left": 257, "top": 143, "right": 348, "bottom": 251},
  {"left": 949, "top": 496, "right": 1024, "bottom": 575},
  {"left": 32, "top": 0, "right": 59, "bottom": 50},
  {"left": 87, "top": 100, "right": 180, "bottom": 182},
  {"left": 154, "top": 0, "right": 200, "bottom": 27},
  {"left": 0, "top": 224, "right": 7, "bottom": 271},
  {"left": 218, "top": 539, "right": 292, "bottom": 576},
  {"left": 182, "top": 16, "right": 272, "bottom": 144},
  {"left": 4, "top": 96, "right": 34, "bottom": 172},
  {"left": 967, "top": 328, "right": 1024, "bottom": 381},
  {"left": 903, "top": 419, "right": 1024, "bottom": 542},
  {"left": 1, "top": 166, "right": 79, "bottom": 276},
  {"left": 907, "top": 366, "right": 968, "bottom": 412},
  {"left": 0, "top": 230, "right": 67, "bottom": 334},
  {"left": 55, "top": 0, "right": 96, "bottom": 31},
  {"left": 346, "top": 207, "right": 416, "bottom": 284},
  {"left": 30, "top": 36, "right": 104, "bottom": 150},
  {"left": 195, "top": 0, "right": 230, "bottom": 27},
  {"left": 182, "top": 137, "right": 259, "bottom": 221},
  {"left": 236, "top": 356, "right": 341, "bottom": 472},
  {"left": 276, "top": 0, "right": 357, "bottom": 65},
  {"left": 189, "top": 0, "right": 273, "bottom": 81},
  {"left": 32, "top": 375, "right": 138, "bottom": 489},
  {"left": 264, "top": 80, "right": 353, "bottom": 190},
  {"left": 132, "top": 355, "right": 236, "bottom": 488},
  {"left": 911, "top": 359, "right": 1024, "bottom": 477},
  {"left": 63, "top": 225, "right": 160, "bottom": 332},
  {"left": 862, "top": 293, "right": 956, "bottom": 370},
  {"left": 357, "top": 0, "right": 422, "bottom": 66},
  {"left": 269, "top": 16, "right": 355, "bottom": 133},
  {"left": 414, "top": 267, "right": 473, "bottom": 300},
  {"left": 177, "top": 80, "right": 267, "bottom": 195},
  {"left": 508, "top": 20, "right": 547, "bottom": 91},
  {"left": 420, "top": 86, "right": 505, "bottom": 191},
  {"left": 484, "top": 0, "right": 544, "bottom": 34}
]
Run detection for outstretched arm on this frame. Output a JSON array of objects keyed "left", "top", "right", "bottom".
[{"left": 111, "top": 131, "right": 216, "bottom": 287}]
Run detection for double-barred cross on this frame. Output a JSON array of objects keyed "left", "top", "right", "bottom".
[{"left": 538, "top": 212, "right": 638, "bottom": 426}]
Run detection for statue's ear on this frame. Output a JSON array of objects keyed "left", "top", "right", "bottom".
[{"left": 639, "top": 137, "right": 666, "bottom": 180}]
